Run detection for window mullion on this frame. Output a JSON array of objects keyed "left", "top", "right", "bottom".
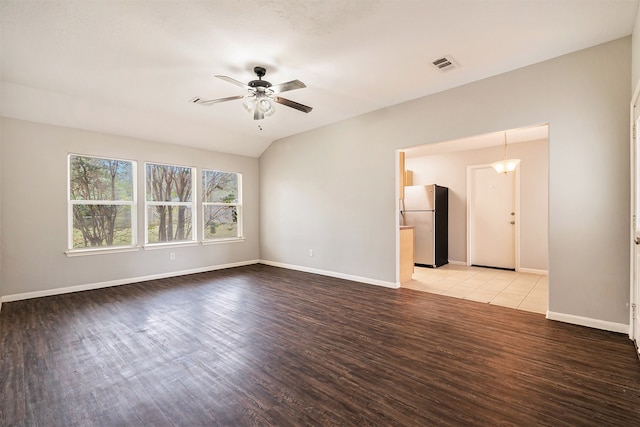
[{"left": 71, "top": 200, "right": 134, "bottom": 206}]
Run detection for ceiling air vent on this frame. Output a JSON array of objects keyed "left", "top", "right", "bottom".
[{"left": 432, "top": 56, "right": 458, "bottom": 72}]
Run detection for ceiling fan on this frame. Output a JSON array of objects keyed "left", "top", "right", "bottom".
[{"left": 191, "top": 66, "right": 313, "bottom": 120}]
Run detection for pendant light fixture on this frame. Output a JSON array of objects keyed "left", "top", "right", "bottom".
[{"left": 491, "top": 132, "right": 520, "bottom": 174}]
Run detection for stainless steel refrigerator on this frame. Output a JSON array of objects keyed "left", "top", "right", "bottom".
[{"left": 401, "top": 184, "right": 448, "bottom": 268}]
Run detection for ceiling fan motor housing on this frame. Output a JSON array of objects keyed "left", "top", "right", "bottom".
[{"left": 248, "top": 66, "right": 272, "bottom": 88}]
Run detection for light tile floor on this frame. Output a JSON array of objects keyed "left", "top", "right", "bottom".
[{"left": 402, "top": 264, "right": 547, "bottom": 315}]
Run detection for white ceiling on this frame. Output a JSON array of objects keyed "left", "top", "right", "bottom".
[{"left": 1, "top": 0, "right": 637, "bottom": 157}]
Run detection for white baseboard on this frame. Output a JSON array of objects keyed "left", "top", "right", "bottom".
[
  {"left": 448, "top": 260, "right": 467, "bottom": 266},
  {"left": 519, "top": 267, "right": 549, "bottom": 275},
  {"left": 1, "top": 259, "right": 260, "bottom": 303},
  {"left": 547, "top": 311, "right": 629, "bottom": 334},
  {"left": 2, "top": 260, "right": 628, "bottom": 336},
  {"left": 260, "top": 260, "right": 399, "bottom": 289}
]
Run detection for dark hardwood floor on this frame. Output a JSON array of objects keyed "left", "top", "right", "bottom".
[{"left": 2, "top": 264, "right": 640, "bottom": 426}]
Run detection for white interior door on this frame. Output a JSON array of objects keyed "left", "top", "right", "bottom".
[
  {"left": 468, "top": 165, "right": 517, "bottom": 269},
  {"left": 631, "top": 88, "right": 640, "bottom": 342}
]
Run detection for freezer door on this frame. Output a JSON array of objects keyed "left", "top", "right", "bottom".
[
  {"left": 403, "top": 211, "right": 435, "bottom": 266},
  {"left": 403, "top": 185, "right": 435, "bottom": 211}
]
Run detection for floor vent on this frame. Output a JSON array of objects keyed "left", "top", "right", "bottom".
[{"left": 432, "top": 56, "right": 458, "bottom": 72}]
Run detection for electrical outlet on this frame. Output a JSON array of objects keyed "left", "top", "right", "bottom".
[
  {"left": 170, "top": 252, "right": 175, "bottom": 260},
  {"left": 309, "top": 249, "right": 313, "bottom": 257}
]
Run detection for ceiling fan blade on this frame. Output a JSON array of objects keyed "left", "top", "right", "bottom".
[
  {"left": 215, "top": 75, "right": 250, "bottom": 89},
  {"left": 271, "top": 79, "right": 306, "bottom": 94},
  {"left": 274, "top": 96, "right": 313, "bottom": 113},
  {"left": 190, "top": 95, "right": 244, "bottom": 105}
]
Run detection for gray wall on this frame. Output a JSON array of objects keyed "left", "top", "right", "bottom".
[
  {"left": 0, "top": 118, "right": 260, "bottom": 297},
  {"left": 260, "top": 38, "right": 631, "bottom": 326},
  {"left": 406, "top": 139, "right": 549, "bottom": 270}
]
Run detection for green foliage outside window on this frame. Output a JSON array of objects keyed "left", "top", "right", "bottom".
[
  {"left": 203, "top": 170, "right": 240, "bottom": 239},
  {"left": 146, "top": 163, "right": 193, "bottom": 243},
  {"left": 69, "top": 157, "right": 241, "bottom": 249},
  {"left": 69, "top": 155, "right": 134, "bottom": 249}
]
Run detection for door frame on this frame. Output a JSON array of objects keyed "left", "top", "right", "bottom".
[
  {"left": 466, "top": 163, "right": 521, "bottom": 271},
  {"left": 629, "top": 83, "right": 640, "bottom": 341}
]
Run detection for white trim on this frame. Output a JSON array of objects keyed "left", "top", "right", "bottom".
[
  {"left": 515, "top": 165, "right": 521, "bottom": 271},
  {"left": 1, "top": 260, "right": 260, "bottom": 302},
  {"left": 70, "top": 200, "right": 134, "bottom": 206},
  {"left": 547, "top": 311, "right": 629, "bottom": 334},
  {"left": 260, "top": 260, "right": 400, "bottom": 289},
  {"left": 518, "top": 267, "right": 548, "bottom": 275},
  {"left": 3, "top": 259, "right": 627, "bottom": 336},
  {"left": 66, "top": 239, "right": 244, "bottom": 255},
  {"left": 146, "top": 200, "right": 193, "bottom": 207},
  {"left": 201, "top": 237, "right": 245, "bottom": 245},
  {"left": 65, "top": 246, "right": 140, "bottom": 257},
  {"left": 395, "top": 150, "right": 402, "bottom": 285},
  {"left": 142, "top": 241, "right": 199, "bottom": 250},
  {"left": 629, "top": 84, "right": 640, "bottom": 341},
  {"left": 448, "top": 260, "right": 467, "bottom": 266},
  {"left": 466, "top": 166, "right": 472, "bottom": 265}
]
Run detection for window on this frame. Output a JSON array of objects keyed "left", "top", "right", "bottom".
[
  {"left": 68, "top": 154, "right": 136, "bottom": 250},
  {"left": 145, "top": 163, "right": 195, "bottom": 244},
  {"left": 202, "top": 169, "right": 242, "bottom": 240}
]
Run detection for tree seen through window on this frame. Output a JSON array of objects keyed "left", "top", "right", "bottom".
[
  {"left": 69, "top": 155, "right": 135, "bottom": 249},
  {"left": 145, "top": 163, "right": 194, "bottom": 243},
  {"left": 203, "top": 170, "right": 241, "bottom": 240}
]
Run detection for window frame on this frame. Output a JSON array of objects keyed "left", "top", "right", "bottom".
[
  {"left": 144, "top": 161, "right": 197, "bottom": 246},
  {"left": 67, "top": 153, "right": 138, "bottom": 254},
  {"left": 202, "top": 169, "right": 243, "bottom": 242}
]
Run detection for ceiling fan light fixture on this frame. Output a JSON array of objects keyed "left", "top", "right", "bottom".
[
  {"left": 242, "top": 97, "right": 255, "bottom": 113},
  {"left": 257, "top": 98, "right": 273, "bottom": 113},
  {"left": 264, "top": 104, "right": 276, "bottom": 117}
]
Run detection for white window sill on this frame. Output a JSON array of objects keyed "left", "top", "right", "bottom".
[
  {"left": 65, "top": 246, "right": 140, "bottom": 257},
  {"left": 65, "top": 238, "right": 243, "bottom": 256},
  {"left": 201, "top": 237, "right": 245, "bottom": 245},
  {"left": 142, "top": 241, "right": 199, "bottom": 250}
]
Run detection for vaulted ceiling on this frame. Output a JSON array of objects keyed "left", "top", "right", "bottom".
[{"left": 1, "top": 0, "right": 637, "bottom": 157}]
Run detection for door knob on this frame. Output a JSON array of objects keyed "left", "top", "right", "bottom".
[
  {"left": 510, "top": 221, "right": 515, "bottom": 225},
  {"left": 635, "top": 237, "right": 640, "bottom": 245}
]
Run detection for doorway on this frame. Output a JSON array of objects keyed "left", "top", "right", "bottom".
[
  {"left": 398, "top": 125, "right": 549, "bottom": 313},
  {"left": 467, "top": 164, "right": 519, "bottom": 270}
]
